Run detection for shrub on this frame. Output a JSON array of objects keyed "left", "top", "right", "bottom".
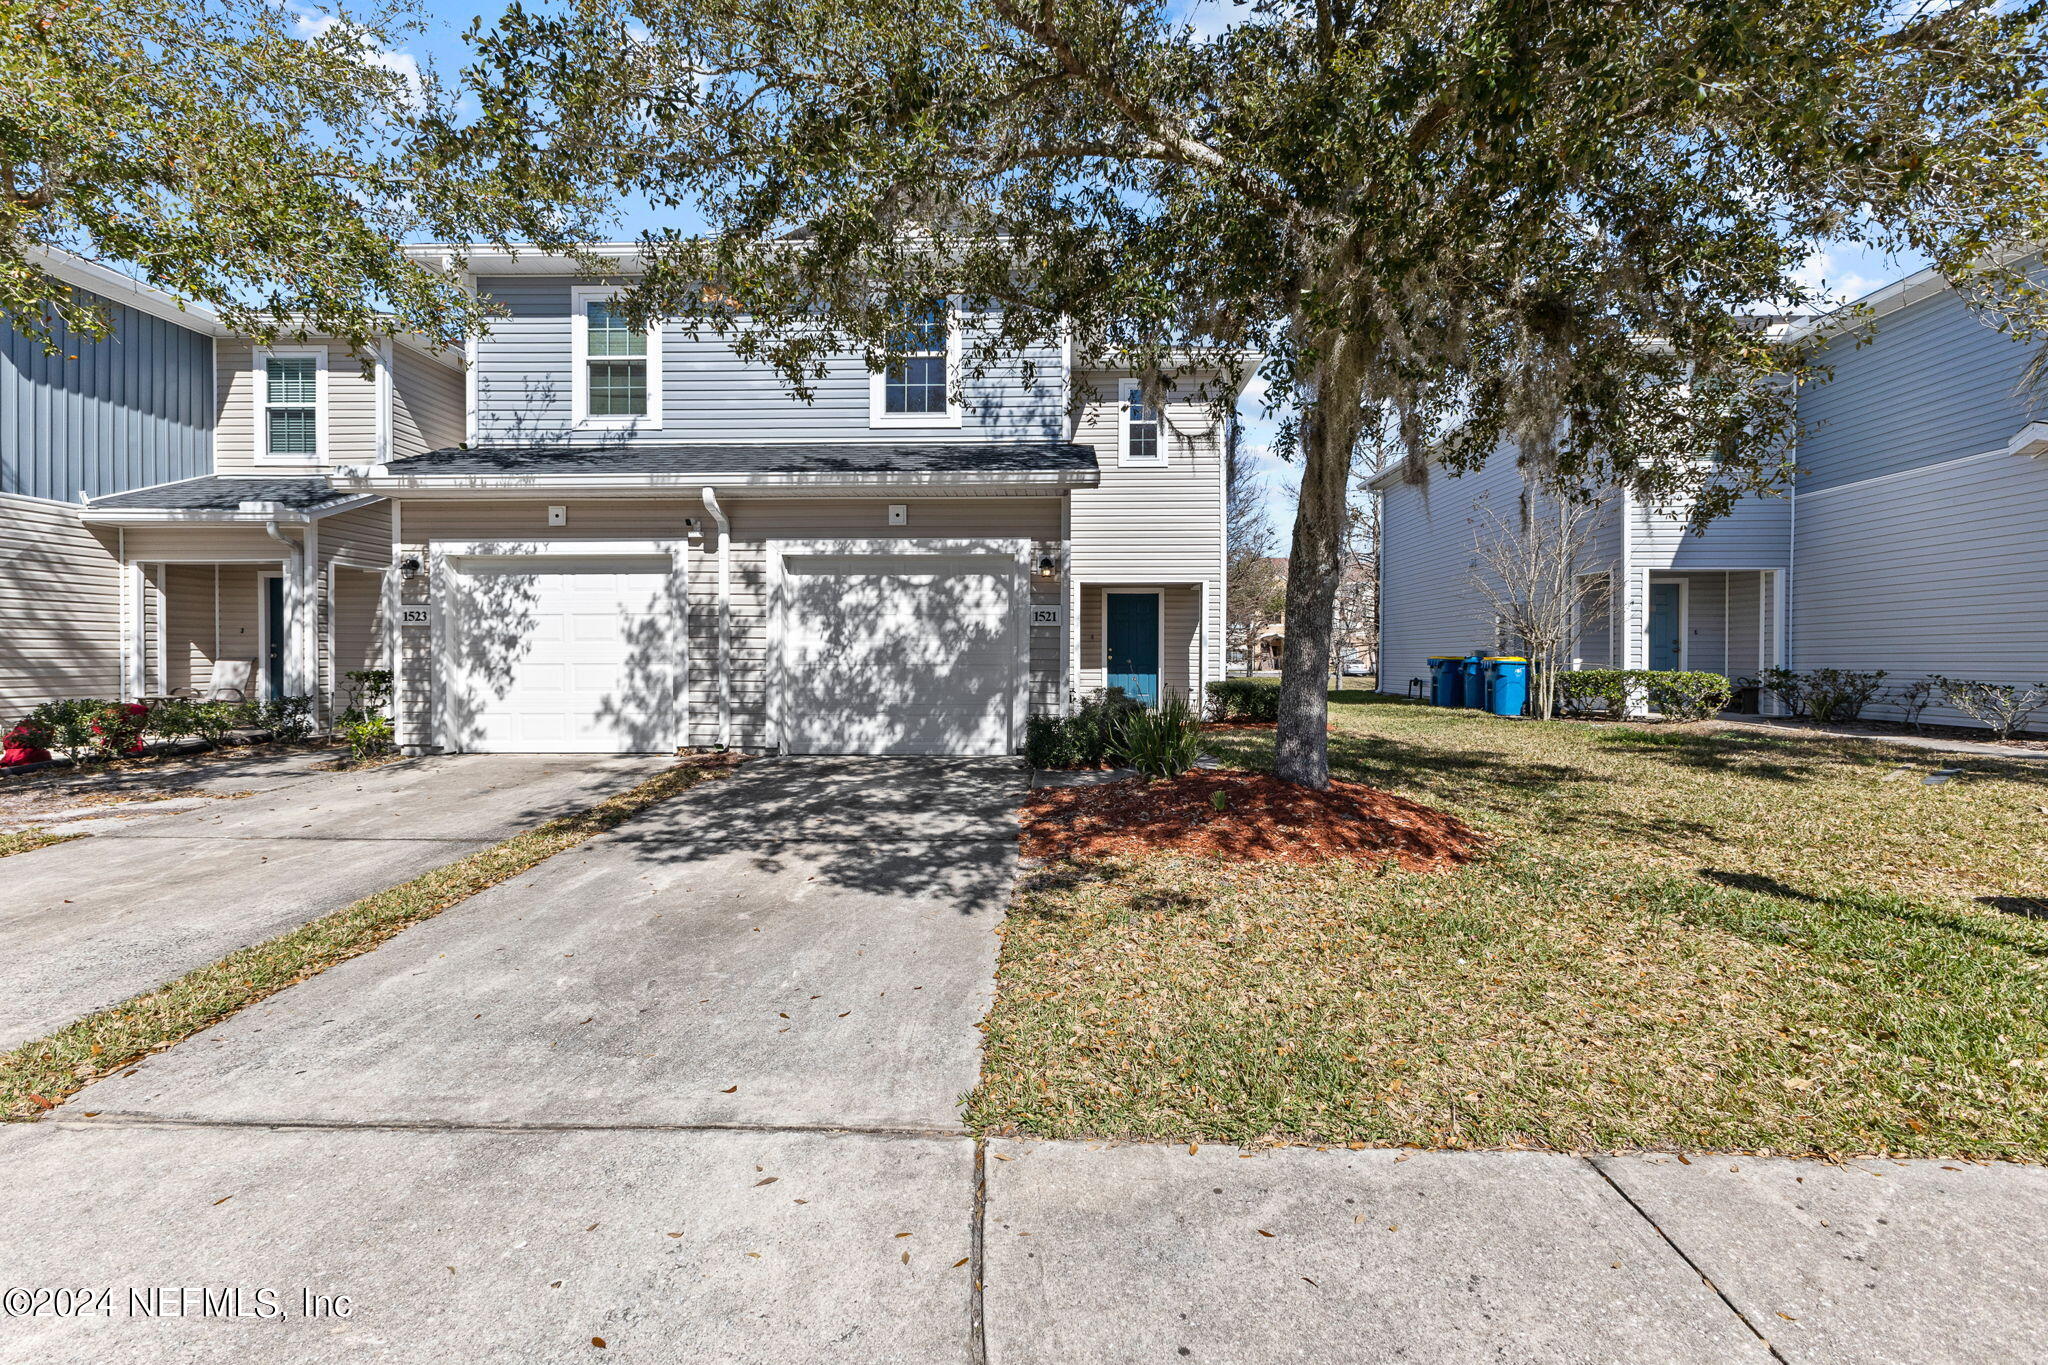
[
  {"left": 340, "top": 669, "right": 393, "bottom": 723},
  {"left": 1023, "top": 714, "right": 1080, "bottom": 770},
  {"left": 1110, "top": 692, "right": 1203, "bottom": 779},
  {"left": 1802, "top": 667, "right": 1887, "bottom": 722},
  {"left": 1558, "top": 668, "right": 1633, "bottom": 718},
  {"left": 1068, "top": 688, "right": 1144, "bottom": 768},
  {"left": 89, "top": 701, "right": 152, "bottom": 757},
  {"left": 1890, "top": 677, "right": 1939, "bottom": 729},
  {"left": 1205, "top": 677, "right": 1281, "bottom": 722},
  {"left": 338, "top": 712, "right": 396, "bottom": 761},
  {"left": 25, "top": 699, "right": 106, "bottom": 763},
  {"left": 1745, "top": 666, "right": 1807, "bottom": 717},
  {"left": 184, "top": 699, "right": 254, "bottom": 750},
  {"left": 1932, "top": 676, "right": 2048, "bottom": 741},
  {"left": 1641, "top": 670, "right": 1734, "bottom": 722},
  {"left": 258, "top": 695, "right": 316, "bottom": 743}
]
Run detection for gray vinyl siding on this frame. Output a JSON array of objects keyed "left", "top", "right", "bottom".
[
  {"left": 1375, "top": 451, "right": 1549, "bottom": 686},
  {"left": 1798, "top": 285, "right": 2042, "bottom": 493},
  {"left": 0, "top": 492, "right": 123, "bottom": 713},
  {"left": 2, "top": 291, "right": 213, "bottom": 502},
  {"left": 471, "top": 276, "right": 1064, "bottom": 445},
  {"left": 1629, "top": 493, "right": 1790, "bottom": 570},
  {"left": 1065, "top": 373, "right": 1226, "bottom": 701},
  {"left": 392, "top": 496, "right": 1063, "bottom": 752},
  {"left": 1789, "top": 447, "right": 2048, "bottom": 728}
]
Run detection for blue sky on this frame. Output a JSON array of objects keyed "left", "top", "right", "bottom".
[{"left": 371, "top": 3, "right": 1930, "bottom": 540}]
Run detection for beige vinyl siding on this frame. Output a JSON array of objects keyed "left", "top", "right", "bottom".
[
  {"left": 330, "top": 568, "right": 385, "bottom": 694},
  {"left": 214, "top": 340, "right": 379, "bottom": 472},
  {"left": 319, "top": 503, "right": 393, "bottom": 565},
  {"left": 1073, "top": 584, "right": 1203, "bottom": 700},
  {"left": 391, "top": 347, "right": 465, "bottom": 458},
  {"left": 1066, "top": 373, "right": 1226, "bottom": 703},
  {"left": 393, "top": 494, "right": 1062, "bottom": 752},
  {"left": 0, "top": 492, "right": 123, "bottom": 715},
  {"left": 160, "top": 564, "right": 263, "bottom": 696}
]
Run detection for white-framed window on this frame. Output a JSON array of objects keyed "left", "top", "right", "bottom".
[
  {"left": 571, "top": 287, "right": 662, "bottom": 429},
  {"left": 254, "top": 347, "right": 327, "bottom": 465},
  {"left": 1119, "top": 385, "right": 1164, "bottom": 467},
  {"left": 869, "top": 303, "right": 962, "bottom": 428}
]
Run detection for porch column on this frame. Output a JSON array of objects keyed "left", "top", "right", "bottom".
[
  {"left": 294, "top": 523, "right": 321, "bottom": 700},
  {"left": 121, "top": 558, "right": 148, "bottom": 701}
]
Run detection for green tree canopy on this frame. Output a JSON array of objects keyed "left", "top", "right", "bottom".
[
  {"left": 1, "top": 0, "right": 585, "bottom": 351},
  {"left": 444, "top": 0, "right": 2048, "bottom": 783}
]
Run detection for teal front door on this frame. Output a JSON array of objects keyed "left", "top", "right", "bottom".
[
  {"left": 1106, "top": 592, "right": 1160, "bottom": 707},
  {"left": 1648, "top": 582, "right": 1683, "bottom": 671}
]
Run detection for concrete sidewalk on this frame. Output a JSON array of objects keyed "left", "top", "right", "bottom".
[
  {"left": 1, "top": 757, "right": 2041, "bottom": 1362},
  {"left": 0, "top": 752, "right": 670, "bottom": 1049}
]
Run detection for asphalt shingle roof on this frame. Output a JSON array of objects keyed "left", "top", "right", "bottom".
[
  {"left": 381, "top": 440, "right": 1099, "bottom": 478},
  {"left": 87, "top": 476, "right": 356, "bottom": 512}
]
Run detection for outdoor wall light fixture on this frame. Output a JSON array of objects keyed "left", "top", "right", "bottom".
[
  {"left": 400, "top": 556, "right": 424, "bottom": 580},
  {"left": 1036, "top": 553, "right": 1060, "bottom": 578}
]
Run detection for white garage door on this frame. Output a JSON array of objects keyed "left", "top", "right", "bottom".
[
  {"left": 442, "top": 554, "right": 680, "bottom": 753},
  {"left": 780, "top": 553, "right": 1020, "bottom": 756}
]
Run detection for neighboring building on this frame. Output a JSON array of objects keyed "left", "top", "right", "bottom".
[
  {"left": 1371, "top": 266, "right": 2048, "bottom": 731},
  {"left": 0, "top": 252, "right": 463, "bottom": 720},
  {"left": 335, "top": 246, "right": 1233, "bottom": 756}
]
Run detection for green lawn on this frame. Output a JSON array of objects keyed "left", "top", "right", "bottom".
[{"left": 968, "top": 692, "right": 2048, "bottom": 1159}]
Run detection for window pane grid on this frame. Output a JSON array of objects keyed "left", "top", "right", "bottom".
[
  {"left": 587, "top": 301, "right": 646, "bottom": 358},
  {"left": 588, "top": 360, "right": 648, "bottom": 416},
  {"left": 1127, "top": 388, "right": 1161, "bottom": 462}
]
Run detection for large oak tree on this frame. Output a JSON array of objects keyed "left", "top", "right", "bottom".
[{"left": 444, "top": 0, "right": 2048, "bottom": 785}]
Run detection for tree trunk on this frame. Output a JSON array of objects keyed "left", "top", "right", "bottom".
[{"left": 1274, "top": 332, "right": 1368, "bottom": 789}]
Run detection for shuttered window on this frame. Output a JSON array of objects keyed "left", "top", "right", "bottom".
[{"left": 263, "top": 355, "right": 322, "bottom": 459}]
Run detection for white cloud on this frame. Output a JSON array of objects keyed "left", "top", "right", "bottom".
[
  {"left": 1789, "top": 246, "right": 1885, "bottom": 308},
  {"left": 289, "top": 6, "right": 425, "bottom": 106}
]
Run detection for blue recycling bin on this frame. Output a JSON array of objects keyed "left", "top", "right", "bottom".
[
  {"left": 1484, "top": 657, "right": 1530, "bottom": 717},
  {"left": 1426, "top": 657, "right": 1463, "bottom": 707},
  {"left": 1457, "top": 655, "right": 1486, "bottom": 709}
]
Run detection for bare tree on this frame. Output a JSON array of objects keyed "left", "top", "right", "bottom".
[
  {"left": 1226, "top": 431, "right": 1286, "bottom": 673},
  {"left": 1466, "top": 491, "right": 1608, "bottom": 720}
]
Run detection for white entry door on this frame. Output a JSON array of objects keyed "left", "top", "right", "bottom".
[
  {"left": 441, "top": 553, "right": 681, "bottom": 753},
  {"left": 779, "top": 552, "right": 1020, "bottom": 755}
]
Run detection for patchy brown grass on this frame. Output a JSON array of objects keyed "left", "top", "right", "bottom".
[
  {"left": 969, "top": 694, "right": 2048, "bottom": 1159},
  {"left": 0, "top": 756, "right": 740, "bottom": 1120},
  {"left": 0, "top": 829, "right": 86, "bottom": 860}
]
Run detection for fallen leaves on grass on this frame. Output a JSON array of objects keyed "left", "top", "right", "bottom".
[
  {"left": 1020, "top": 770, "right": 1479, "bottom": 871},
  {"left": 0, "top": 829, "right": 85, "bottom": 860}
]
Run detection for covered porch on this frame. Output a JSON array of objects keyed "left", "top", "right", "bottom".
[
  {"left": 1576, "top": 566, "right": 1788, "bottom": 705},
  {"left": 1069, "top": 580, "right": 1214, "bottom": 707},
  {"left": 79, "top": 477, "right": 394, "bottom": 717}
]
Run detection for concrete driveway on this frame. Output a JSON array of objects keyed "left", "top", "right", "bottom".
[
  {"left": 2, "top": 756, "right": 2044, "bottom": 1362},
  {"left": 0, "top": 751, "right": 673, "bottom": 1050}
]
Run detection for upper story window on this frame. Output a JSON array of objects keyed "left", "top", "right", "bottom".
[
  {"left": 255, "top": 347, "right": 326, "bottom": 464},
  {"left": 1121, "top": 386, "right": 1164, "bottom": 467},
  {"left": 572, "top": 289, "right": 661, "bottom": 429},
  {"left": 870, "top": 303, "right": 962, "bottom": 428}
]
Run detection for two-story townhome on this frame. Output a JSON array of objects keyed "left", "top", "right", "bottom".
[
  {"left": 1372, "top": 265, "right": 2048, "bottom": 732},
  {"left": 1370, "top": 451, "right": 1791, "bottom": 701},
  {"left": 1, "top": 251, "right": 462, "bottom": 721},
  {"left": 326, "top": 246, "right": 1230, "bottom": 756}
]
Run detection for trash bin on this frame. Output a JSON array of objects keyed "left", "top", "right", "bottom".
[
  {"left": 1426, "top": 657, "right": 1463, "bottom": 707},
  {"left": 1457, "top": 655, "right": 1486, "bottom": 709},
  {"left": 1483, "top": 656, "right": 1530, "bottom": 717}
]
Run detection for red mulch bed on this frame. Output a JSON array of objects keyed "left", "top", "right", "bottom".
[{"left": 1021, "top": 770, "right": 1481, "bottom": 871}]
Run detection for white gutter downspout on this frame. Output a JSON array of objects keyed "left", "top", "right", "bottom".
[{"left": 701, "top": 487, "right": 733, "bottom": 749}]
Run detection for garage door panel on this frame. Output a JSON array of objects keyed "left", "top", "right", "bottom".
[
  {"left": 780, "top": 552, "right": 1018, "bottom": 756},
  {"left": 443, "top": 556, "right": 681, "bottom": 754}
]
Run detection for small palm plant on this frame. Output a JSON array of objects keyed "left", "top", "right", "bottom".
[{"left": 1110, "top": 692, "right": 1203, "bottom": 779}]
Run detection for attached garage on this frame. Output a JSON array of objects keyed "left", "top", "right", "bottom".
[
  {"left": 773, "top": 542, "right": 1030, "bottom": 757},
  {"left": 437, "top": 547, "right": 686, "bottom": 754}
]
